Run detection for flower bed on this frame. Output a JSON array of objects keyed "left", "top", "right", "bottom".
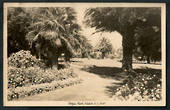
[
  {"left": 8, "top": 66, "right": 77, "bottom": 88},
  {"left": 112, "top": 68, "right": 162, "bottom": 101},
  {"left": 8, "top": 66, "right": 81, "bottom": 101},
  {"left": 8, "top": 78, "right": 82, "bottom": 100},
  {"left": 7, "top": 50, "right": 82, "bottom": 100}
]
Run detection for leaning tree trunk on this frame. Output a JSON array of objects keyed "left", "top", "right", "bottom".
[{"left": 121, "top": 28, "right": 134, "bottom": 72}]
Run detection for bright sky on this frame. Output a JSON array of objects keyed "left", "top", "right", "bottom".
[{"left": 74, "top": 7, "right": 122, "bottom": 50}]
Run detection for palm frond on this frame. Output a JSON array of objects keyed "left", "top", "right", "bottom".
[
  {"left": 60, "top": 35, "right": 76, "bottom": 56},
  {"left": 52, "top": 20, "right": 65, "bottom": 32},
  {"left": 39, "top": 31, "right": 58, "bottom": 40}
]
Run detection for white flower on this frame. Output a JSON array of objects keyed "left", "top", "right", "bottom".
[{"left": 157, "top": 84, "right": 161, "bottom": 87}]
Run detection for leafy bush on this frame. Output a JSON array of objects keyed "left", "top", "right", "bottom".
[
  {"left": 7, "top": 50, "right": 81, "bottom": 100},
  {"left": 8, "top": 66, "right": 77, "bottom": 88},
  {"left": 8, "top": 78, "right": 82, "bottom": 100},
  {"left": 8, "top": 50, "right": 45, "bottom": 68},
  {"left": 112, "top": 68, "right": 161, "bottom": 101}
]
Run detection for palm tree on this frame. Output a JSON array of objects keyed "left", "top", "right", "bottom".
[{"left": 26, "top": 7, "right": 91, "bottom": 69}]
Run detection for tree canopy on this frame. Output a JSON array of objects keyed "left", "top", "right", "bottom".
[
  {"left": 8, "top": 7, "right": 92, "bottom": 68},
  {"left": 8, "top": 8, "right": 32, "bottom": 56},
  {"left": 95, "top": 37, "right": 113, "bottom": 58},
  {"left": 84, "top": 7, "right": 161, "bottom": 71},
  {"left": 134, "top": 25, "right": 161, "bottom": 63}
]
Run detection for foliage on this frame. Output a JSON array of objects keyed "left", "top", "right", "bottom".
[
  {"left": 115, "top": 48, "right": 123, "bottom": 59},
  {"left": 84, "top": 8, "right": 160, "bottom": 33},
  {"left": 26, "top": 7, "right": 77, "bottom": 61},
  {"left": 8, "top": 7, "right": 92, "bottom": 68},
  {"left": 84, "top": 7, "right": 161, "bottom": 70},
  {"left": 8, "top": 78, "right": 82, "bottom": 100},
  {"left": 75, "top": 35, "right": 93, "bottom": 58},
  {"left": 112, "top": 68, "right": 161, "bottom": 101},
  {"left": 7, "top": 50, "right": 82, "bottom": 100},
  {"left": 95, "top": 37, "right": 113, "bottom": 58},
  {"left": 8, "top": 50, "right": 45, "bottom": 68},
  {"left": 7, "top": 8, "right": 32, "bottom": 56},
  {"left": 24, "top": 7, "right": 92, "bottom": 67},
  {"left": 134, "top": 26, "right": 161, "bottom": 63}
]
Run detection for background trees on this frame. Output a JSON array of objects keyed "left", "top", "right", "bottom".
[
  {"left": 8, "top": 7, "right": 161, "bottom": 69},
  {"left": 84, "top": 8, "right": 161, "bottom": 71},
  {"left": 95, "top": 37, "right": 113, "bottom": 59},
  {"left": 8, "top": 7, "right": 91, "bottom": 68},
  {"left": 7, "top": 8, "right": 32, "bottom": 56},
  {"left": 134, "top": 25, "right": 161, "bottom": 63},
  {"left": 77, "top": 35, "right": 93, "bottom": 58}
]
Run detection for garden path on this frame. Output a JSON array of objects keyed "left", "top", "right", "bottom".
[
  {"left": 19, "top": 58, "right": 161, "bottom": 101},
  {"left": 20, "top": 59, "right": 125, "bottom": 101}
]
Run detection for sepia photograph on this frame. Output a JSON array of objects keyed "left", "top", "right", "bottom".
[{"left": 3, "top": 3, "right": 166, "bottom": 106}]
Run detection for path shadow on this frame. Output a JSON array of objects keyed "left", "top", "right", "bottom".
[
  {"left": 132, "top": 62, "right": 161, "bottom": 65},
  {"left": 70, "top": 60, "right": 83, "bottom": 63},
  {"left": 58, "top": 59, "right": 83, "bottom": 63},
  {"left": 118, "top": 60, "right": 161, "bottom": 65},
  {"left": 105, "top": 82, "right": 124, "bottom": 97},
  {"left": 82, "top": 65, "right": 127, "bottom": 80},
  {"left": 82, "top": 65, "right": 161, "bottom": 97},
  {"left": 135, "top": 68, "right": 161, "bottom": 74}
]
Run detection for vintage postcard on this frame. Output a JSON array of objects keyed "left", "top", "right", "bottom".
[{"left": 3, "top": 3, "right": 166, "bottom": 106}]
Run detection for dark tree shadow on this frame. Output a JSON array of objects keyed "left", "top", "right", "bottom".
[
  {"left": 119, "top": 60, "right": 161, "bottom": 65},
  {"left": 135, "top": 68, "right": 161, "bottom": 74},
  {"left": 82, "top": 65, "right": 128, "bottom": 97},
  {"left": 82, "top": 65, "right": 161, "bottom": 97},
  {"left": 132, "top": 62, "right": 161, "bottom": 65},
  {"left": 70, "top": 60, "right": 83, "bottom": 63},
  {"left": 82, "top": 65, "right": 127, "bottom": 80},
  {"left": 58, "top": 59, "right": 83, "bottom": 63}
]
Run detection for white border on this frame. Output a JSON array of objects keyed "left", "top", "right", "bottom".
[{"left": 3, "top": 3, "right": 166, "bottom": 107}]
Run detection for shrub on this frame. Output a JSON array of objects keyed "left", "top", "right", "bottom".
[
  {"left": 7, "top": 50, "right": 81, "bottom": 100},
  {"left": 112, "top": 68, "right": 162, "bottom": 101},
  {"left": 8, "top": 50, "right": 45, "bottom": 68}
]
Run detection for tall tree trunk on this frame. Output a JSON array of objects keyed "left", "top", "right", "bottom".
[
  {"left": 122, "top": 36, "right": 133, "bottom": 71},
  {"left": 121, "top": 28, "right": 134, "bottom": 71}
]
